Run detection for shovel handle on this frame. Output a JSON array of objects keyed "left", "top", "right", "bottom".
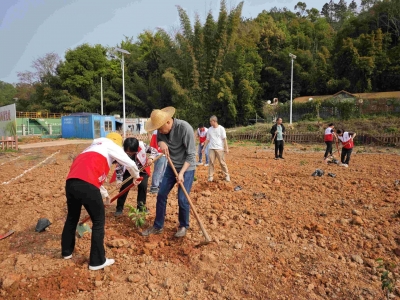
[
  {"left": 271, "top": 132, "right": 277, "bottom": 143},
  {"left": 166, "top": 156, "right": 211, "bottom": 243},
  {"left": 108, "top": 154, "right": 163, "bottom": 195},
  {"left": 79, "top": 176, "right": 143, "bottom": 225}
]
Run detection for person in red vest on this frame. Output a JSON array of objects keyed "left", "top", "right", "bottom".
[
  {"left": 62, "top": 132, "right": 141, "bottom": 271},
  {"left": 336, "top": 129, "right": 357, "bottom": 167},
  {"left": 196, "top": 123, "right": 209, "bottom": 166},
  {"left": 149, "top": 130, "right": 167, "bottom": 194},
  {"left": 323, "top": 123, "right": 336, "bottom": 163},
  {"left": 114, "top": 137, "right": 159, "bottom": 216}
]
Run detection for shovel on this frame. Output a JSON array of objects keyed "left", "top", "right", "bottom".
[
  {"left": 107, "top": 154, "right": 163, "bottom": 196},
  {"left": 76, "top": 177, "right": 143, "bottom": 237},
  {"left": 166, "top": 156, "right": 212, "bottom": 245}
]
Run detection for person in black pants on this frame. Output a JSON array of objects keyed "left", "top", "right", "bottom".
[
  {"left": 115, "top": 138, "right": 158, "bottom": 216},
  {"left": 270, "top": 118, "right": 286, "bottom": 159},
  {"left": 62, "top": 133, "right": 140, "bottom": 271},
  {"left": 323, "top": 123, "right": 336, "bottom": 163},
  {"left": 336, "top": 130, "right": 356, "bottom": 167}
]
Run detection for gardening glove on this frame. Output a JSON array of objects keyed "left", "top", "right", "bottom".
[{"left": 100, "top": 185, "right": 109, "bottom": 199}]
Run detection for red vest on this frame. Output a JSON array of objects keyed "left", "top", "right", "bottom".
[
  {"left": 324, "top": 127, "right": 334, "bottom": 142},
  {"left": 342, "top": 139, "right": 354, "bottom": 149},
  {"left": 67, "top": 152, "right": 109, "bottom": 188}
]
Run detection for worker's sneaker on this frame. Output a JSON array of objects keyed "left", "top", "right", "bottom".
[
  {"left": 63, "top": 254, "right": 72, "bottom": 260},
  {"left": 114, "top": 210, "right": 123, "bottom": 217},
  {"left": 89, "top": 258, "right": 115, "bottom": 271},
  {"left": 149, "top": 187, "right": 159, "bottom": 194},
  {"left": 142, "top": 226, "right": 163, "bottom": 236},
  {"left": 196, "top": 162, "right": 203, "bottom": 166},
  {"left": 208, "top": 177, "right": 213, "bottom": 182},
  {"left": 174, "top": 227, "right": 187, "bottom": 238},
  {"left": 225, "top": 176, "right": 231, "bottom": 182},
  {"left": 204, "top": 164, "right": 209, "bottom": 167}
]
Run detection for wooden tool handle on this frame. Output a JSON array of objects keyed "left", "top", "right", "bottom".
[
  {"left": 166, "top": 156, "right": 211, "bottom": 242},
  {"left": 108, "top": 154, "right": 163, "bottom": 195},
  {"left": 79, "top": 177, "right": 143, "bottom": 224}
]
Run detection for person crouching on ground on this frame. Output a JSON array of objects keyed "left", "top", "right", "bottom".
[
  {"left": 114, "top": 137, "right": 159, "bottom": 216},
  {"left": 270, "top": 117, "right": 285, "bottom": 160},
  {"left": 61, "top": 133, "right": 141, "bottom": 271},
  {"left": 323, "top": 123, "right": 336, "bottom": 163},
  {"left": 336, "top": 129, "right": 356, "bottom": 167},
  {"left": 141, "top": 106, "right": 196, "bottom": 238}
]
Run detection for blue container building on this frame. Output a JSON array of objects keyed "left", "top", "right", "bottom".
[{"left": 61, "top": 113, "right": 116, "bottom": 139}]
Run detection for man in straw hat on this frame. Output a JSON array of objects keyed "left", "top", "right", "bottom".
[
  {"left": 141, "top": 107, "right": 196, "bottom": 238},
  {"left": 62, "top": 132, "right": 142, "bottom": 271}
]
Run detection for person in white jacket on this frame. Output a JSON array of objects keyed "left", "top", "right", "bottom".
[{"left": 61, "top": 132, "right": 141, "bottom": 271}]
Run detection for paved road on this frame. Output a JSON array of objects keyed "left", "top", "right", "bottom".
[{"left": 18, "top": 139, "right": 92, "bottom": 149}]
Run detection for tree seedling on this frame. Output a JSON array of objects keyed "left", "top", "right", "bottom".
[{"left": 127, "top": 205, "right": 147, "bottom": 228}]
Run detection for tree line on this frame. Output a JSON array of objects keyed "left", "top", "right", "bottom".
[{"left": 0, "top": 0, "right": 399, "bottom": 127}]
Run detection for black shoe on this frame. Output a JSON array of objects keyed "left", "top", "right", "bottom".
[
  {"left": 138, "top": 206, "right": 149, "bottom": 213},
  {"left": 279, "top": 157, "right": 284, "bottom": 159},
  {"left": 114, "top": 210, "right": 123, "bottom": 217}
]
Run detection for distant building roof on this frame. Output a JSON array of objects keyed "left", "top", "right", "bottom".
[{"left": 294, "top": 91, "right": 400, "bottom": 103}]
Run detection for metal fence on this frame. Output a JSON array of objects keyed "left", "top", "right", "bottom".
[
  {"left": 226, "top": 131, "right": 400, "bottom": 146},
  {"left": 16, "top": 125, "right": 62, "bottom": 136}
]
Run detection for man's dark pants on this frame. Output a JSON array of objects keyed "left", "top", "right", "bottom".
[
  {"left": 116, "top": 170, "right": 149, "bottom": 212},
  {"left": 274, "top": 140, "right": 284, "bottom": 158}
]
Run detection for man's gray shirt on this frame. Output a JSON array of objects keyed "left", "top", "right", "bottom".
[{"left": 157, "top": 118, "right": 196, "bottom": 171}]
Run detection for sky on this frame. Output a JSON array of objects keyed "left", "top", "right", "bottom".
[{"left": 0, "top": 0, "right": 360, "bottom": 84}]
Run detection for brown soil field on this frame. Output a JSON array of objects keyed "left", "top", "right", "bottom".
[{"left": 0, "top": 142, "right": 399, "bottom": 299}]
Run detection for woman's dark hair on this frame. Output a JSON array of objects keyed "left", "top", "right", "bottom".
[
  {"left": 198, "top": 123, "right": 204, "bottom": 128},
  {"left": 328, "top": 123, "right": 334, "bottom": 127},
  {"left": 336, "top": 129, "right": 342, "bottom": 134},
  {"left": 123, "top": 137, "right": 139, "bottom": 152}
]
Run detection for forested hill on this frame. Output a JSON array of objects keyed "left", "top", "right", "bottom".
[{"left": 1, "top": 0, "right": 399, "bottom": 127}]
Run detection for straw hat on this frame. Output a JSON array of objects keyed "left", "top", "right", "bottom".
[
  {"left": 144, "top": 107, "right": 176, "bottom": 132},
  {"left": 106, "top": 132, "right": 123, "bottom": 147}
]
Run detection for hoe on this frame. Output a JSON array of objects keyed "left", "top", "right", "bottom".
[{"left": 166, "top": 156, "right": 212, "bottom": 245}]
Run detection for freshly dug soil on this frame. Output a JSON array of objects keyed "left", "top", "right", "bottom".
[{"left": 0, "top": 142, "right": 399, "bottom": 299}]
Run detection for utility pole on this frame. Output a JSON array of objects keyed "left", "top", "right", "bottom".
[
  {"left": 289, "top": 53, "right": 296, "bottom": 124},
  {"left": 101, "top": 77, "right": 103, "bottom": 115}
]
